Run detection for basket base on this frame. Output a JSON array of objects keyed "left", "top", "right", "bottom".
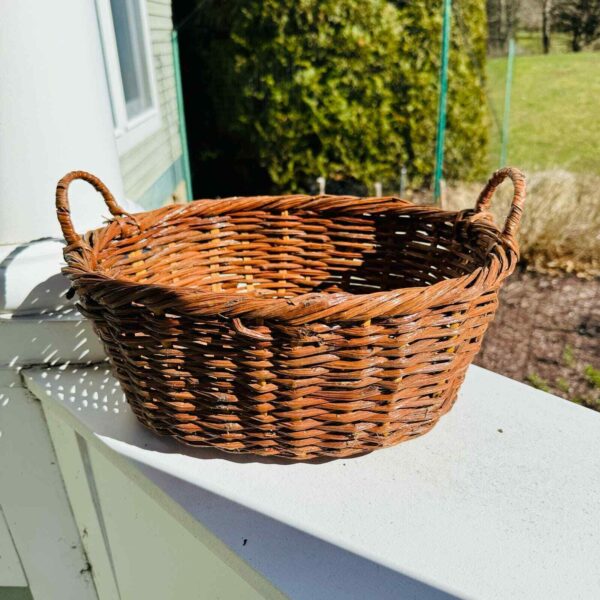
[{"left": 129, "top": 396, "right": 453, "bottom": 461}]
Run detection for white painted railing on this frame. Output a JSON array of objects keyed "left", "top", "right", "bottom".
[{"left": 21, "top": 364, "right": 600, "bottom": 600}]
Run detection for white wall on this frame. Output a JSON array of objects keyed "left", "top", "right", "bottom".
[{"left": 0, "top": 0, "right": 125, "bottom": 245}]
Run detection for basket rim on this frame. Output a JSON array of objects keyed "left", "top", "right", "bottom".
[{"left": 63, "top": 197, "right": 518, "bottom": 325}]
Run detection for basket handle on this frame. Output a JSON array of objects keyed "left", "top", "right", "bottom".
[
  {"left": 475, "top": 167, "right": 526, "bottom": 241},
  {"left": 56, "top": 171, "right": 131, "bottom": 248}
]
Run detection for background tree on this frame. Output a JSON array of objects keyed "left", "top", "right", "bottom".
[
  {"left": 542, "top": 0, "right": 553, "bottom": 53},
  {"left": 554, "top": 0, "right": 600, "bottom": 51},
  {"left": 487, "top": 0, "right": 521, "bottom": 54},
  {"left": 174, "top": 0, "right": 488, "bottom": 196}
]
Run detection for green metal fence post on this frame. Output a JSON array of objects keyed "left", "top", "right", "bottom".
[
  {"left": 500, "top": 38, "right": 516, "bottom": 168},
  {"left": 172, "top": 29, "right": 193, "bottom": 201},
  {"left": 433, "top": 0, "right": 452, "bottom": 203}
]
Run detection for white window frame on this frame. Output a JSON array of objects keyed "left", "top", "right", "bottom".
[{"left": 95, "top": 0, "right": 161, "bottom": 155}]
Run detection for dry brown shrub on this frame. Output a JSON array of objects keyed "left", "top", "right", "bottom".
[{"left": 442, "top": 170, "right": 600, "bottom": 277}]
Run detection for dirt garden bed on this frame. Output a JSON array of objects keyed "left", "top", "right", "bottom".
[{"left": 475, "top": 271, "right": 600, "bottom": 410}]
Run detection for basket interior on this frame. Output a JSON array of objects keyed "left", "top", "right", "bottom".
[{"left": 96, "top": 208, "right": 498, "bottom": 298}]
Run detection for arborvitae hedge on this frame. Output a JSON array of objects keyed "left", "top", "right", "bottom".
[{"left": 177, "top": 0, "right": 488, "bottom": 195}]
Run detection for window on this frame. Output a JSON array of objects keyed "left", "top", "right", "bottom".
[{"left": 96, "top": 0, "right": 160, "bottom": 154}]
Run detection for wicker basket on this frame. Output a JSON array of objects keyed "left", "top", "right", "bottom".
[{"left": 56, "top": 168, "right": 526, "bottom": 460}]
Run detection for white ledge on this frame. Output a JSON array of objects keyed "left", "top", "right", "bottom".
[
  {"left": 24, "top": 365, "right": 600, "bottom": 600},
  {"left": 0, "top": 312, "right": 105, "bottom": 367}
]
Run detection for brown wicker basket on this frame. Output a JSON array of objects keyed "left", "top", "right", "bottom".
[{"left": 56, "top": 167, "right": 525, "bottom": 460}]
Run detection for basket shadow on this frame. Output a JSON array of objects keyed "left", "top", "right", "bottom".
[
  {"left": 0, "top": 237, "right": 76, "bottom": 315},
  {"left": 310, "top": 210, "right": 485, "bottom": 295}
]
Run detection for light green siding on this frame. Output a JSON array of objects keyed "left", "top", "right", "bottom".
[{"left": 119, "top": 0, "right": 183, "bottom": 206}]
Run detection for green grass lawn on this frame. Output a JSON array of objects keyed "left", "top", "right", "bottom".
[{"left": 487, "top": 52, "right": 600, "bottom": 174}]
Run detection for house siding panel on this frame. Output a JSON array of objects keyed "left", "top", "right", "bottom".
[
  {"left": 147, "top": 1, "right": 172, "bottom": 18},
  {"left": 119, "top": 0, "right": 184, "bottom": 206}
]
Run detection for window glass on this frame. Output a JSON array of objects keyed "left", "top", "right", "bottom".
[{"left": 110, "top": 0, "right": 152, "bottom": 119}]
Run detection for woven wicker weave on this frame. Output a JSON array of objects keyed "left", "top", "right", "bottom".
[{"left": 56, "top": 168, "right": 525, "bottom": 460}]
